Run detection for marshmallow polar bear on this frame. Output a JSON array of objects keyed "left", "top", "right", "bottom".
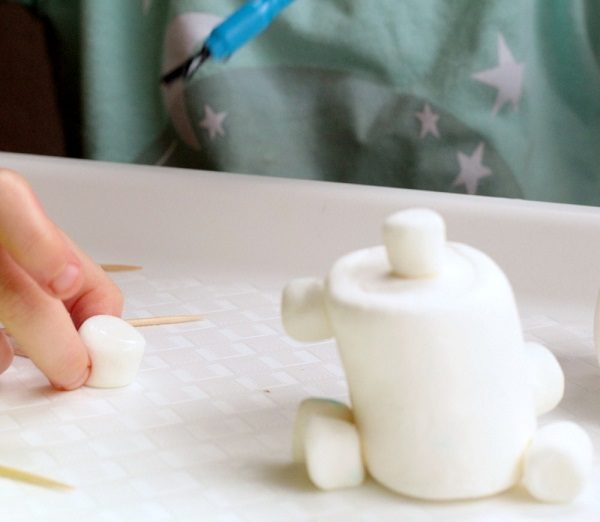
[{"left": 282, "top": 208, "right": 592, "bottom": 503}]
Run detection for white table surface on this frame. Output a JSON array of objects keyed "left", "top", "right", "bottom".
[{"left": 0, "top": 152, "right": 600, "bottom": 521}]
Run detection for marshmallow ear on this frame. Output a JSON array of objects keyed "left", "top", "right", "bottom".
[
  {"left": 281, "top": 278, "right": 332, "bottom": 342},
  {"left": 383, "top": 208, "right": 446, "bottom": 278},
  {"left": 79, "top": 315, "right": 146, "bottom": 388}
]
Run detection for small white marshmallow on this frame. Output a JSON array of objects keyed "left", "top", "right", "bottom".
[
  {"left": 304, "top": 413, "right": 364, "bottom": 490},
  {"left": 79, "top": 315, "right": 146, "bottom": 388},
  {"left": 594, "top": 290, "right": 600, "bottom": 366},
  {"left": 383, "top": 208, "right": 446, "bottom": 278},
  {"left": 293, "top": 398, "right": 353, "bottom": 463},
  {"left": 281, "top": 278, "right": 332, "bottom": 342},
  {"left": 525, "top": 342, "right": 564, "bottom": 415},
  {"left": 523, "top": 421, "right": 593, "bottom": 503}
]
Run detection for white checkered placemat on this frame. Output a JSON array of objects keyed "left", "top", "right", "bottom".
[{"left": 1, "top": 269, "right": 599, "bottom": 521}]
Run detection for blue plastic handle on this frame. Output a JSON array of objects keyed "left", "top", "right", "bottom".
[{"left": 205, "top": 0, "right": 295, "bottom": 61}]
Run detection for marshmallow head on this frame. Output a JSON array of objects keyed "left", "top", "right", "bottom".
[
  {"left": 79, "top": 315, "right": 146, "bottom": 388},
  {"left": 383, "top": 208, "right": 446, "bottom": 278}
]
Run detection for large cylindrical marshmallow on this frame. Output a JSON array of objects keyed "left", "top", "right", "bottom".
[
  {"left": 281, "top": 278, "right": 332, "bottom": 342},
  {"left": 326, "top": 239, "right": 537, "bottom": 499},
  {"left": 383, "top": 208, "right": 446, "bottom": 278},
  {"left": 79, "top": 315, "right": 146, "bottom": 388},
  {"left": 523, "top": 421, "right": 593, "bottom": 503},
  {"left": 525, "top": 342, "right": 564, "bottom": 415},
  {"left": 304, "top": 414, "right": 364, "bottom": 490},
  {"left": 293, "top": 398, "right": 353, "bottom": 463}
]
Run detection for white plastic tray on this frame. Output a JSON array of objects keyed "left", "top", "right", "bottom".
[{"left": 1, "top": 152, "right": 600, "bottom": 521}]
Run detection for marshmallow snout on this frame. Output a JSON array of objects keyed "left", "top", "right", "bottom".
[{"left": 79, "top": 315, "right": 146, "bottom": 388}]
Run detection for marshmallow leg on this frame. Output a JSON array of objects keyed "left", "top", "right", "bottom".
[
  {"left": 293, "top": 398, "right": 353, "bottom": 462},
  {"left": 281, "top": 278, "right": 332, "bottom": 342},
  {"left": 525, "top": 342, "right": 564, "bottom": 415},
  {"left": 79, "top": 315, "right": 146, "bottom": 388},
  {"left": 522, "top": 421, "right": 593, "bottom": 503},
  {"left": 304, "top": 413, "right": 364, "bottom": 490}
]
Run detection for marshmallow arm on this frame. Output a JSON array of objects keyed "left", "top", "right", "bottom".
[
  {"left": 525, "top": 342, "right": 564, "bottom": 416},
  {"left": 281, "top": 278, "right": 332, "bottom": 342}
]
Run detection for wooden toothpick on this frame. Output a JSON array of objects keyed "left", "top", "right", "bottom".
[
  {"left": 9, "top": 315, "right": 203, "bottom": 359},
  {"left": 100, "top": 264, "right": 143, "bottom": 272},
  {"left": 126, "top": 315, "right": 203, "bottom": 327},
  {"left": 0, "top": 464, "right": 73, "bottom": 490}
]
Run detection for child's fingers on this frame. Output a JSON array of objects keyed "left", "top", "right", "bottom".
[
  {"left": 60, "top": 234, "right": 124, "bottom": 329},
  {"left": 0, "top": 248, "right": 90, "bottom": 390},
  {"left": 0, "top": 169, "right": 83, "bottom": 300},
  {"left": 0, "top": 168, "right": 124, "bottom": 388},
  {"left": 0, "top": 331, "right": 14, "bottom": 375}
]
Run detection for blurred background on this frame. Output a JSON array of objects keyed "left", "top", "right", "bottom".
[{"left": 0, "top": 3, "right": 66, "bottom": 157}]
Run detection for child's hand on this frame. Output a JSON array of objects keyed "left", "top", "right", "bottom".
[{"left": 0, "top": 169, "right": 123, "bottom": 389}]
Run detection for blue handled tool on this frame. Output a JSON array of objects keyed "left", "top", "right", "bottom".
[{"left": 161, "top": 0, "right": 295, "bottom": 84}]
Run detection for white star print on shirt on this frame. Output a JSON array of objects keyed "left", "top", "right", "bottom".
[
  {"left": 453, "top": 142, "right": 492, "bottom": 195},
  {"left": 199, "top": 105, "right": 228, "bottom": 140},
  {"left": 472, "top": 33, "right": 524, "bottom": 115},
  {"left": 415, "top": 104, "right": 440, "bottom": 139}
]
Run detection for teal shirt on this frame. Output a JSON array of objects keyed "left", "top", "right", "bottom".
[{"left": 18, "top": 0, "right": 600, "bottom": 205}]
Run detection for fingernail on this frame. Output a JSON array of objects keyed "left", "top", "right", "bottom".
[{"left": 50, "top": 263, "right": 80, "bottom": 296}]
